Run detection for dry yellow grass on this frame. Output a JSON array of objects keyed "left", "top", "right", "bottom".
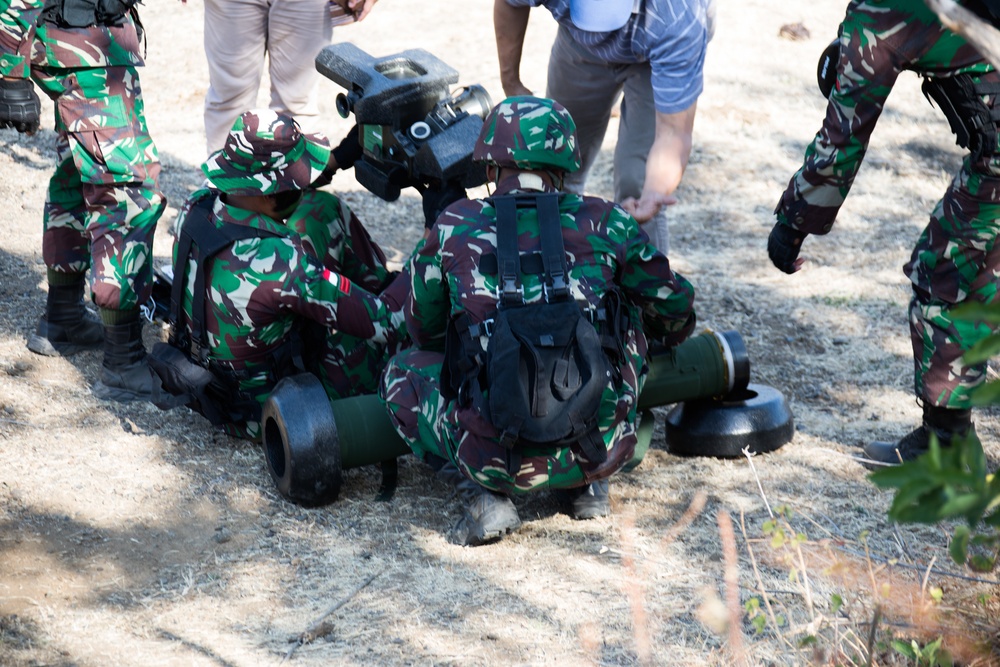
[{"left": 1, "top": 1, "right": 998, "bottom": 665}]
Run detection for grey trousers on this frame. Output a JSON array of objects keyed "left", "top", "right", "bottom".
[{"left": 545, "top": 24, "right": 668, "bottom": 253}]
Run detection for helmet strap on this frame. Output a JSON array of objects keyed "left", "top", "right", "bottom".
[{"left": 485, "top": 163, "right": 501, "bottom": 196}]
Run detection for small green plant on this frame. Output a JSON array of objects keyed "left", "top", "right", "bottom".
[
  {"left": 869, "top": 301, "right": 1000, "bottom": 572},
  {"left": 890, "top": 635, "right": 954, "bottom": 666},
  {"left": 744, "top": 597, "right": 767, "bottom": 634},
  {"left": 740, "top": 506, "right": 871, "bottom": 664},
  {"left": 868, "top": 432, "right": 1000, "bottom": 571}
]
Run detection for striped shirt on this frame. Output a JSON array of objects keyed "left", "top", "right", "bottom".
[{"left": 508, "top": 0, "right": 714, "bottom": 114}]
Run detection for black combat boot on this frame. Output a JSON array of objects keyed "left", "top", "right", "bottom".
[
  {"left": 862, "top": 405, "right": 974, "bottom": 468},
  {"left": 27, "top": 272, "right": 103, "bottom": 356},
  {"left": 91, "top": 309, "right": 152, "bottom": 402},
  {"left": 559, "top": 479, "right": 611, "bottom": 520},
  {"left": 436, "top": 462, "right": 521, "bottom": 546}
]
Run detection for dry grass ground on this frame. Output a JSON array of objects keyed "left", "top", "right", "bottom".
[{"left": 1, "top": 0, "right": 998, "bottom": 665}]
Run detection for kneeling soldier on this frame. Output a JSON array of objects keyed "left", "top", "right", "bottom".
[
  {"left": 380, "top": 97, "right": 696, "bottom": 545},
  {"left": 161, "top": 110, "right": 405, "bottom": 440}
]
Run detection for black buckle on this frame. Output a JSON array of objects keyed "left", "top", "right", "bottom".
[
  {"left": 498, "top": 428, "right": 518, "bottom": 449},
  {"left": 469, "top": 318, "right": 494, "bottom": 338},
  {"left": 550, "top": 271, "right": 568, "bottom": 295},
  {"left": 191, "top": 341, "right": 210, "bottom": 366}
]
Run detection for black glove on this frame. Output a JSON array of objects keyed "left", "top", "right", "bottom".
[
  {"left": 312, "top": 124, "right": 363, "bottom": 188},
  {"left": 767, "top": 222, "right": 807, "bottom": 274},
  {"left": 0, "top": 78, "right": 41, "bottom": 134},
  {"left": 420, "top": 181, "right": 466, "bottom": 229},
  {"left": 330, "top": 123, "right": 363, "bottom": 171}
]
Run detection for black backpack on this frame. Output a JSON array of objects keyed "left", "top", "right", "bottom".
[
  {"left": 921, "top": 73, "right": 1000, "bottom": 163},
  {"left": 444, "top": 194, "right": 622, "bottom": 473},
  {"left": 148, "top": 194, "right": 283, "bottom": 426}
]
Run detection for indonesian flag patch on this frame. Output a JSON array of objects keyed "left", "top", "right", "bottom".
[{"left": 323, "top": 269, "right": 352, "bottom": 295}]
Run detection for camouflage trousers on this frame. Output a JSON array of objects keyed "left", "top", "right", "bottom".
[
  {"left": 32, "top": 64, "right": 165, "bottom": 312},
  {"left": 904, "top": 163, "right": 1000, "bottom": 409},
  {"left": 380, "top": 348, "right": 643, "bottom": 496}
]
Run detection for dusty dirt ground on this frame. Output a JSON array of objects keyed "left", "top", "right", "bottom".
[{"left": 2, "top": 0, "right": 1000, "bottom": 665}]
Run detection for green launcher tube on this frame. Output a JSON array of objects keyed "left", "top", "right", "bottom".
[
  {"left": 330, "top": 393, "right": 410, "bottom": 470},
  {"left": 637, "top": 330, "right": 748, "bottom": 411},
  {"left": 331, "top": 330, "right": 748, "bottom": 470},
  {"left": 264, "top": 330, "right": 750, "bottom": 505}
]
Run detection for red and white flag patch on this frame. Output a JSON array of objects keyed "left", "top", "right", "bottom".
[{"left": 323, "top": 269, "right": 352, "bottom": 295}]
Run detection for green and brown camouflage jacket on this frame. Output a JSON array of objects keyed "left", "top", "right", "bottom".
[
  {"left": 0, "top": 0, "right": 142, "bottom": 79},
  {"left": 172, "top": 189, "right": 401, "bottom": 435},
  {"left": 406, "top": 172, "right": 695, "bottom": 475},
  {"left": 775, "top": 0, "right": 997, "bottom": 235}
]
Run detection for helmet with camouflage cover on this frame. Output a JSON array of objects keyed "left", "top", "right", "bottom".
[
  {"left": 202, "top": 109, "right": 332, "bottom": 196},
  {"left": 472, "top": 96, "right": 581, "bottom": 173}
]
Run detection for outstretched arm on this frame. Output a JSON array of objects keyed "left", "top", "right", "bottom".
[
  {"left": 494, "top": 0, "right": 533, "bottom": 96},
  {"left": 621, "top": 104, "right": 696, "bottom": 224}
]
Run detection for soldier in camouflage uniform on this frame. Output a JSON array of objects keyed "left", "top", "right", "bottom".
[
  {"left": 0, "top": 0, "right": 166, "bottom": 402},
  {"left": 380, "top": 96, "right": 695, "bottom": 545},
  {"left": 171, "top": 110, "right": 404, "bottom": 440},
  {"left": 768, "top": 0, "right": 1000, "bottom": 464}
]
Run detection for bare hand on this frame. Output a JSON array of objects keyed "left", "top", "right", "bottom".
[
  {"left": 503, "top": 82, "right": 533, "bottom": 97},
  {"left": 347, "top": 0, "right": 378, "bottom": 22},
  {"left": 621, "top": 193, "right": 676, "bottom": 224}
]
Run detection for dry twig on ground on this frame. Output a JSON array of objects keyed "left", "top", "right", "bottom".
[{"left": 281, "top": 572, "right": 379, "bottom": 663}]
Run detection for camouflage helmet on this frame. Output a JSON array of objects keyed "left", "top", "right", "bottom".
[
  {"left": 202, "top": 109, "right": 332, "bottom": 196},
  {"left": 472, "top": 96, "right": 581, "bottom": 173}
]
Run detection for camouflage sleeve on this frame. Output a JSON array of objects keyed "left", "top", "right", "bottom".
[
  {"left": 774, "top": 8, "right": 903, "bottom": 236},
  {"left": 405, "top": 232, "right": 449, "bottom": 349},
  {"left": 612, "top": 208, "right": 696, "bottom": 345},
  {"left": 337, "top": 204, "right": 392, "bottom": 292},
  {"left": 0, "top": 0, "right": 42, "bottom": 78},
  {"left": 279, "top": 244, "right": 397, "bottom": 344},
  {"left": 287, "top": 191, "right": 391, "bottom": 292}
]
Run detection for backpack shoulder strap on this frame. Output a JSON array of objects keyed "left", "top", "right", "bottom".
[
  {"left": 492, "top": 192, "right": 568, "bottom": 305},
  {"left": 170, "top": 195, "right": 214, "bottom": 345},
  {"left": 535, "top": 193, "right": 570, "bottom": 301},
  {"left": 493, "top": 195, "right": 523, "bottom": 307},
  {"left": 172, "top": 194, "right": 281, "bottom": 360}
]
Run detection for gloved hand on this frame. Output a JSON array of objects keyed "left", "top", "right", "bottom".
[
  {"left": 0, "top": 78, "right": 41, "bottom": 135},
  {"left": 330, "top": 123, "right": 363, "bottom": 172},
  {"left": 420, "top": 181, "right": 466, "bottom": 229},
  {"left": 767, "top": 222, "right": 806, "bottom": 274},
  {"left": 312, "top": 124, "right": 363, "bottom": 188}
]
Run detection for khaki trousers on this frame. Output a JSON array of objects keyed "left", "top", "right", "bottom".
[{"left": 203, "top": 0, "right": 332, "bottom": 155}]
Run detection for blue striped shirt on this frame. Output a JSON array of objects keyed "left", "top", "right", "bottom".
[{"left": 508, "top": 0, "right": 714, "bottom": 114}]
